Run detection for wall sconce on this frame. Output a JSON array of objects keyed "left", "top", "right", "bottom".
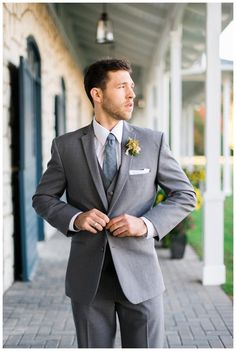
[{"left": 96, "top": 4, "right": 114, "bottom": 44}]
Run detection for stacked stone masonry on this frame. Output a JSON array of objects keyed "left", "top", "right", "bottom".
[{"left": 3, "top": 3, "right": 92, "bottom": 292}]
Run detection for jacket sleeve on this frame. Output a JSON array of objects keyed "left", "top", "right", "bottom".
[
  {"left": 143, "top": 133, "right": 196, "bottom": 240},
  {"left": 32, "top": 139, "right": 81, "bottom": 236}
]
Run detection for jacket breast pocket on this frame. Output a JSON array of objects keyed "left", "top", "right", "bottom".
[{"left": 129, "top": 168, "right": 151, "bottom": 176}]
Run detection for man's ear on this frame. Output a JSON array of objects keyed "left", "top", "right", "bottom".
[{"left": 90, "top": 87, "right": 103, "bottom": 104}]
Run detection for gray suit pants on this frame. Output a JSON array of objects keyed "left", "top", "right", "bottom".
[{"left": 71, "top": 246, "right": 165, "bottom": 348}]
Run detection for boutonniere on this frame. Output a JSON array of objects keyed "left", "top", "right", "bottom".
[{"left": 125, "top": 137, "right": 141, "bottom": 156}]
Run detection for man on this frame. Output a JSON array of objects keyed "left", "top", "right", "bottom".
[{"left": 33, "top": 58, "right": 196, "bottom": 348}]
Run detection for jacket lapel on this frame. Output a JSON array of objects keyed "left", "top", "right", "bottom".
[
  {"left": 81, "top": 123, "right": 108, "bottom": 211},
  {"left": 108, "top": 122, "right": 135, "bottom": 214}
]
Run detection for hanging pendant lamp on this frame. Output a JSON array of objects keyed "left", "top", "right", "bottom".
[{"left": 96, "top": 4, "right": 114, "bottom": 44}]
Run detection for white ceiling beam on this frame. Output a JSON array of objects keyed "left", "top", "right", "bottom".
[
  {"left": 121, "top": 3, "right": 166, "bottom": 25},
  {"left": 85, "top": 49, "right": 148, "bottom": 69},
  {"left": 148, "top": 3, "right": 187, "bottom": 79},
  {"left": 46, "top": 4, "right": 87, "bottom": 70},
  {"left": 184, "top": 17, "right": 205, "bottom": 31},
  {"left": 183, "top": 27, "right": 204, "bottom": 41},
  {"left": 77, "top": 36, "right": 151, "bottom": 61},
  {"left": 182, "top": 45, "right": 202, "bottom": 56},
  {"left": 68, "top": 4, "right": 160, "bottom": 38},
  {"left": 185, "top": 3, "right": 206, "bottom": 17}
]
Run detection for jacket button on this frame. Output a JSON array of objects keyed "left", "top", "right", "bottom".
[
  {"left": 108, "top": 191, "right": 113, "bottom": 196},
  {"left": 101, "top": 246, "right": 105, "bottom": 252}
]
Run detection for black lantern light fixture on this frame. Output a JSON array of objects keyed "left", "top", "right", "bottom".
[{"left": 96, "top": 4, "right": 114, "bottom": 44}]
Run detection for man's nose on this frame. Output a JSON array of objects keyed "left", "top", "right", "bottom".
[{"left": 127, "top": 87, "right": 136, "bottom": 99}]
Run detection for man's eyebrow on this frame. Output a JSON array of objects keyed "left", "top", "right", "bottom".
[{"left": 117, "top": 82, "right": 135, "bottom": 87}]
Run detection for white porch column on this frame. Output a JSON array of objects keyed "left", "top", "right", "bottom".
[
  {"left": 203, "top": 3, "right": 225, "bottom": 285},
  {"left": 181, "top": 108, "right": 187, "bottom": 157},
  {"left": 156, "top": 62, "right": 164, "bottom": 132},
  {"left": 145, "top": 82, "right": 155, "bottom": 129},
  {"left": 152, "top": 84, "right": 158, "bottom": 131},
  {"left": 163, "top": 72, "right": 170, "bottom": 144},
  {"left": 187, "top": 105, "right": 194, "bottom": 172},
  {"left": 223, "top": 75, "right": 232, "bottom": 196},
  {"left": 170, "top": 26, "right": 182, "bottom": 160}
]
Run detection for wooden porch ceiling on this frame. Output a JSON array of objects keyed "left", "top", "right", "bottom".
[{"left": 48, "top": 3, "right": 233, "bottom": 101}]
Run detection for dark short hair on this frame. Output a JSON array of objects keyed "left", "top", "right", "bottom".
[{"left": 84, "top": 58, "right": 132, "bottom": 106}]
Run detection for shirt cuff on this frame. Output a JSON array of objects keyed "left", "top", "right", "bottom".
[
  {"left": 69, "top": 212, "right": 82, "bottom": 231},
  {"left": 141, "top": 217, "right": 157, "bottom": 239}
]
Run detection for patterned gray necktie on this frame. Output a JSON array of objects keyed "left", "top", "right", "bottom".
[{"left": 103, "top": 133, "right": 117, "bottom": 186}]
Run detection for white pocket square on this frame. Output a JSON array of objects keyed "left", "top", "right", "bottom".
[{"left": 129, "top": 168, "right": 151, "bottom": 175}]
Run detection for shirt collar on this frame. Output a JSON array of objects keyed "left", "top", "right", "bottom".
[{"left": 93, "top": 118, "right": 123, "bottom": 146}]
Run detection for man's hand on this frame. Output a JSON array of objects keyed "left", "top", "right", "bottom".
[
  {"left": 106, "top": 214, "right": 147, "bottom": 238},
  {"left": 74, "top": 209, "right": 110, "bottom": 234}
]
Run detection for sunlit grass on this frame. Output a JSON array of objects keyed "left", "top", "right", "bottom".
[{"left": 187, "top": 195, "right": 233, "bottom": 298}]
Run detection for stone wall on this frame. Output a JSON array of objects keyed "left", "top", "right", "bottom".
[{"left": 3, "top": 3, "right": 92, "bottom": 292}]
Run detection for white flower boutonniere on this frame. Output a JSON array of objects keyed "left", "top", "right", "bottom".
[{"left": 125, "top": 138, "right": 141, "bottom": 156}]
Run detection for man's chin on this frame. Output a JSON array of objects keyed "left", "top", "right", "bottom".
[
  {"left": 112, "top": 114, "right": 132, "bottom": 122},
  {"left": 108, "top": 109, "right": 133, "bottom": 122}
]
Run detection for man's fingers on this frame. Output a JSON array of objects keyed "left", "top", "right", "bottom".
[
  {"left": 93, "top": 209, "right": 110, "bottom": 224},
  {"left": 106, "top": 214, "right": 146, "bottom": 237},
  {"left": 84, "top": 222, "right": 97, "bottom": 234},
  {"left": 115, "top": 232, "right": 129, "bottom": 238},
  {"left": 93, "top": 215, "right": 106, "bottom": 228},
  {"left": 90, "top": 218, "right": 103, "bottom": 232},
  {"left": 89, "top": 228, "right": 97, "bottom": 234},
  {"left": 87, "top": 209, "right": 110, "bottom": 232},
  {"left": 108, "top": 219, "right": 124, "bottom": 233},
  {"left": 106, "top": 215, "right": 124, "bottom": 229},
  {"left": 112, "top": 226, "right": 127, "bottom": 237},
  {"left": 75, "top": 209, "right": 110, "bottom": 234}
]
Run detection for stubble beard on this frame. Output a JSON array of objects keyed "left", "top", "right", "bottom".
[{"left": 102, "top": 100, "right": 132, "bottom": 122}]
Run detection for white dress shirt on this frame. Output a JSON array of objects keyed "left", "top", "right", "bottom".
[{"left": 69, "top": 118, "right": 157, "bottom": 239}]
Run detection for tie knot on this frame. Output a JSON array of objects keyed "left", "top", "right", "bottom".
[{"left": 107, "top": 133, "right": 116, "bottom": 144}]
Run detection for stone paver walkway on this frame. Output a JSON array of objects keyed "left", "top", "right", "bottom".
[{"left": 3, "top": 233, "right": 233, "bottom": 348}]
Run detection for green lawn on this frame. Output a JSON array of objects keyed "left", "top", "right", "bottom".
[{"left": 187, "top": 195, "right": 233, "bottom": 298}]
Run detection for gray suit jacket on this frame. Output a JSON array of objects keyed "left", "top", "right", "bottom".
[{"left": 32, "top": 122, "right": 196, "bottom": 304}]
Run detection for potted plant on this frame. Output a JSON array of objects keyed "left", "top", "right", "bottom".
[
  {"left": 169, "top": 215, "right": 194, "bottom": 259},
  {"left": 169, "top": 184, "right": 203, "bottom": 258},
  {"left": 155, "top": 167, "right": 204, "bottom": 258},
  {"left": 155, "top": 190, "right": 196, "bottom": 258}
]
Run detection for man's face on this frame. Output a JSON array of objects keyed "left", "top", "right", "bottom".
[{"left": 100, "top": 70, "right": 136, "bottom": 121}]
